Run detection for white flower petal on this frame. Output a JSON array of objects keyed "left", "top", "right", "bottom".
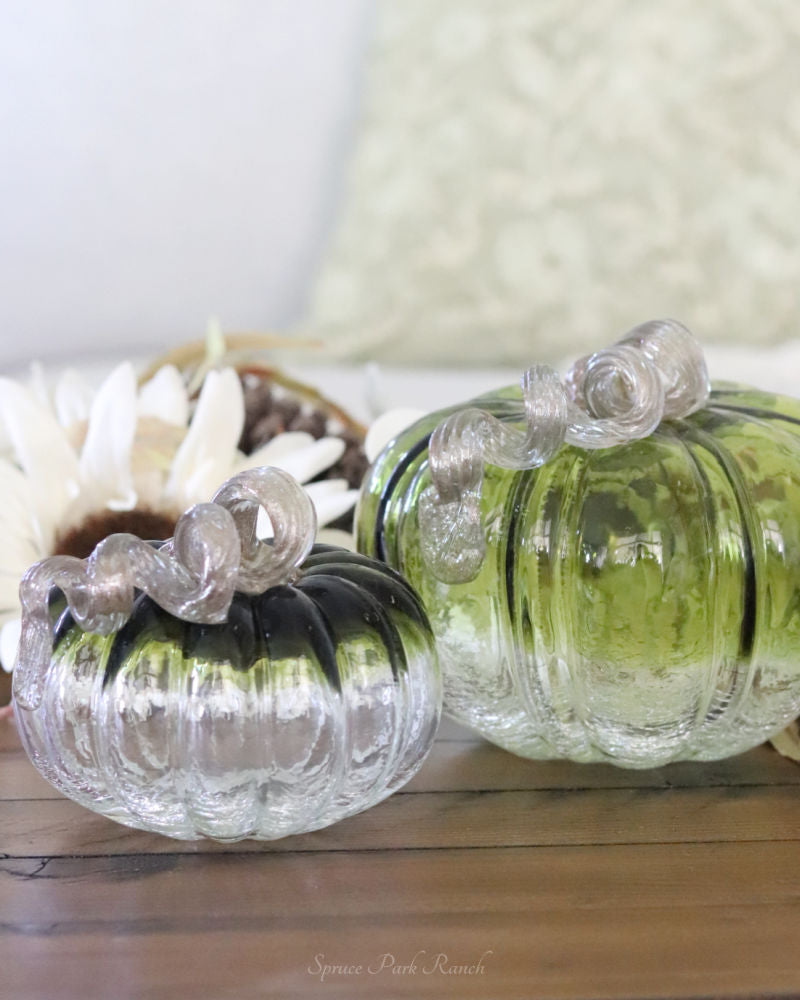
[
  {"left": 0, "top": 609, "right": 17, "bottom": 627},
  {"left": 181, "top": 457, "right": 236, "bottom": 507},
  {"left": 0, "top": 526, "right": 40, "bottom": 576},
  {"left": 303, "top": 478, "right": 349, "bottom": 501},
  {"left": 79, "top": 362, "right": 138, "bottom": 512},
  {"left": 252, "top": 481, "right": 357, "bottom": 537},
  {"left": 54, "top": 368, "right": 94, "bottom": 427},
  {"left": 316, "top": 527, "right": 356, "bottom": 550},
  {"left": 261, "top": 437, "right": 345, "bottom": 485},
  {"left": 0, "top": 377, "right": 79, "bottom": 539},
  {"left": 312, "top": 488, "right": 359, "bottom": 527},
  {"left": 0, "top": 617, "right": 21, "bottom": 672},
  {"left": 0, "top": 573, "right": 24, "bottom": 616},
  {"left": 0, "top": 455, "right": 36, "bottom": 522},
  {"left": 304, "top": 479, "right": 360, "bottom": 525},
  {"left": 236, "top": 432, "right": 315, "bottom": 472},
  {"left": 0, "top": 457, "right": 48, "bottom": 560},
  {"left": 165, "top": 368, "right": 244, "bottom": 505},
  {"left": 365, "top": 408, "right": 426, "bottom": 462},
  {"left": 256, "top": 505, "right": 274, "bottom": 540},
  {"left": 138, "top": 365, "right": 189, "bottom": 427},
  {"left": 29, "top": 361, "right": 53, "bottom": 411},
  {"left": 0, "top": 515, "right": 38, "bottom": 556}
]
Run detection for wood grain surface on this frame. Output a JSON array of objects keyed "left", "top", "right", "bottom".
[{"left": 2, "top": 712, "right": 800, "bottom": 1000}]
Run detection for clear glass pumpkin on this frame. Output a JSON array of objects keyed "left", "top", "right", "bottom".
[
  {"left": 14, "top": 545, "right": 441, "bottom": 841},
  {"left": 356, "top": 384, "right": 800, "bottom": 767}
]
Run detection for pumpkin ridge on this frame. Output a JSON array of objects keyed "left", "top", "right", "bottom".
[
  {"left": 500, "top": 465, "right": 555, "bottom": 747},
  {"left": 547, "top": 444, "right": 596, "bottom": 750},
  {"left": 708, "top": 383, "right": 800, "bottom": 425},
  {"left": 301, "top": 560, "right": 431, "bottom": 631},
  {"left": 674, "top": 421, "right": 758, "bottom": 667},
  {"left": 499, "top": 442, "right": 591, "bottom": 757},
  {"left": 303, "top": 546, "right": 413, "bottom": 589},
  {"left": 374, "top": 433, "right": 432, "bottom": 563},
  {"left": 502, "top": 467, "right": 536, "bottom": 653},
  {"left": 708, "top": 403, "right": 800, "bottom": 457},
  {"left": 709, "top": 403, "right": 800, "bottom": 432},
  {"left": 297, "top": 573, "right": 407, "bottom": 681},
  {"left": 659, "top": 422, "right": 732, "bottom": 730},
  {"left": 103, "top": 593, "right": 187, "bottom": 687},
  {"left": 251, "top": 585, "right": 342, "bottom": 691},
  {"left": 183, "top": 593, "right": 258, "bottom": 673}
]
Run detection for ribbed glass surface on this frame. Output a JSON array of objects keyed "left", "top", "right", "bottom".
[
  {"left": 15, "top": 548, "right": 441, "bottom": 840},
  {"left": 357, "top": 385, "right": 800, "bottom": 767}
]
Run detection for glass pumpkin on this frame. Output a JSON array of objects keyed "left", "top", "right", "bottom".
[
  {"left": 14, "top": 544, "right": 441, "bottom": 841},
  {"left": 356, "top": 383, "right": 800, "bottom": 767}
]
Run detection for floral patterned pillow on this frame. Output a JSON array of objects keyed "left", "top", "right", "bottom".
[{"left": 310, "top": 0, "right": 800, "bottom": 365}]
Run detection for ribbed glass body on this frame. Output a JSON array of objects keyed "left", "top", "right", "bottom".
[
  {"left": 15, "top": 547, "right": 441, "bottom": 840},
  {"left": 357, "top": 385, "right": 800, "bottom": 767}
]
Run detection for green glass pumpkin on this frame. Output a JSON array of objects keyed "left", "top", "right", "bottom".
[
  {"left": 356, "top": 383, "right": 800, "bottom": 767},
  {"left": 15, "top": 544, "right": 441, "bottom": 841}
]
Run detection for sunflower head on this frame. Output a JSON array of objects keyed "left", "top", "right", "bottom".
[{"left": 0, "top": 361, "right": 361, "bottom": 678}]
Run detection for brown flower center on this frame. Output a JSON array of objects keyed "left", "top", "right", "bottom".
[
  {"left": 0, "top": 669, "right": 12, "bottom": 708},
  {"left": 52, "top": 510, "right": 178, "bottom": 560}
]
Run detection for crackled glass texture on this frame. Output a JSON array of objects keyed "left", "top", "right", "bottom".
[
  {"left": 357, "top": 384, "right": 800, "bottom": 767},
  {"left": 14, "top": 546, "right": 441, "bottom": 840}
]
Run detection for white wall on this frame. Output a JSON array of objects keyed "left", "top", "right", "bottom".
[{"left": 0, "top": 0, "right": 371, "bottom": 369}]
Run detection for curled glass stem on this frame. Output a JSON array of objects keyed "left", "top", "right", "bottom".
[
  {"left": 211, "top": 467, "right": 316, "bottom": 593},
  {"left": 420, "top": 319, "right": 710, "bottom": 584},
  {"left": 14, "top": 467, "right": 317, "bottom": 711}
]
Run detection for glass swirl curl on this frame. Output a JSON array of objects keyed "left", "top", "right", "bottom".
[
  {"left": 420, "top": 319, "right": 710, "bottom": 583},
  {"left": 13, "top": 467, "right": 317, "bottom": 711}
]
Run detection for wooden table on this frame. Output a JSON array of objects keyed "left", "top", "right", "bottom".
[{"left": 2, "top": 713, "right": 800, "bottom": 1000}]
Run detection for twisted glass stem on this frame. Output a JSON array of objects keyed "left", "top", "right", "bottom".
[
  {"left": 420, "top": 319, "right": 710, "bottom": 583},
  {"left": 14, "top": 467, "right": 316, "bottom": 710}
]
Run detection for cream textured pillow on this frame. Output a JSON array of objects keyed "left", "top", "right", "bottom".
[{"left": 310, "top": 0, "right": 800, "bottom": 365}]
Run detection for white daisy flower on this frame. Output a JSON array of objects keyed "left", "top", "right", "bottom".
[
  {"left": 364, "top": 407, "right": 427, "bottom": 463},
  {"left": 0, "top": 361, "right": 359, "bottom": 683}
]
